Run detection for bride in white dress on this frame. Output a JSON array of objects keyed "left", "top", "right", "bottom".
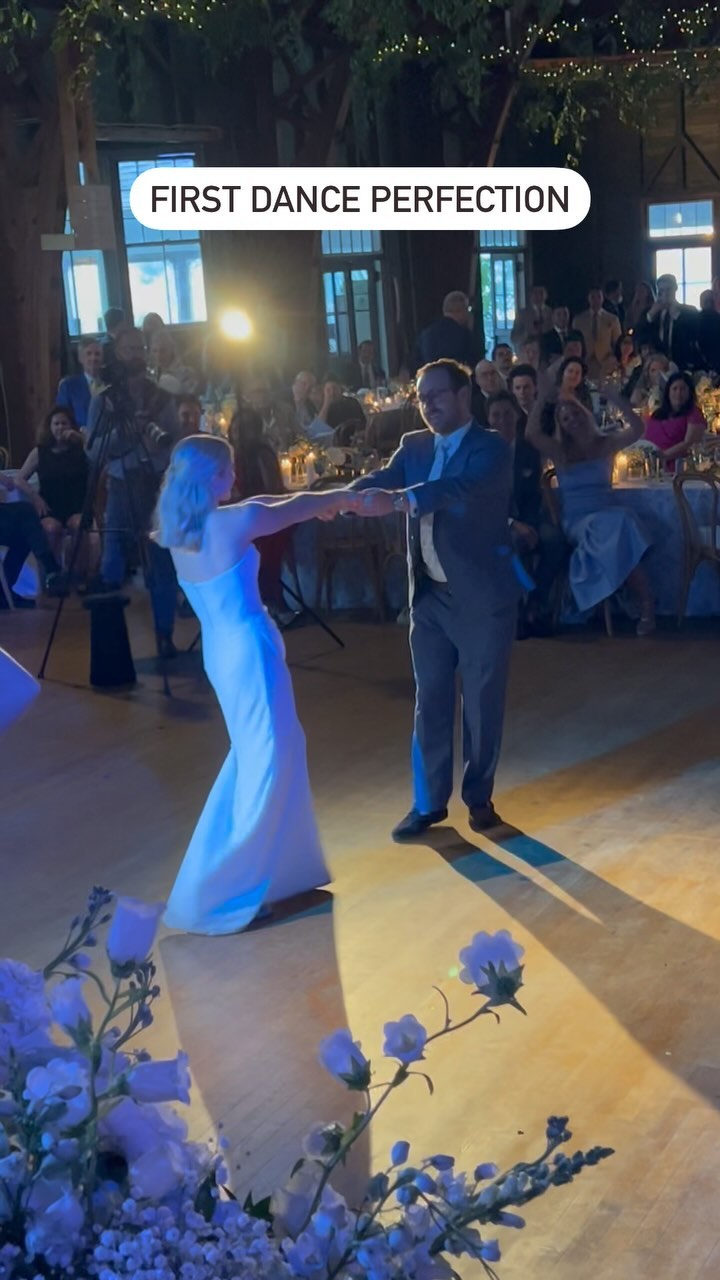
[{"left": 154, "top": 433, "right": 363, "bottom": 935}]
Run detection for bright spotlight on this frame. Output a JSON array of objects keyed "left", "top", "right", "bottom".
[{"left": 219, "top": 309, "right": 253, "bottom": 341}]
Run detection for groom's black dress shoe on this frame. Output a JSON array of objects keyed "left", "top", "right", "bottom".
[
  {"left": 392, "top": 808, "right": 448, "bottom": 842},
  {"left": 468, "top": 802, "right": 502, "bottom": 833}
]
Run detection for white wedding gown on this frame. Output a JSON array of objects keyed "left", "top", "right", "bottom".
[
  {"left": 0, "top": 646, "right": 40, "bottom": 732},
  {"left": 164, "top": 546, "right": 330, "bottom": 934}
]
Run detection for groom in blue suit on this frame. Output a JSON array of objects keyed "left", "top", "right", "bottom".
[{"left": 352, "top": 359, "right": 519, "bottom": 839}]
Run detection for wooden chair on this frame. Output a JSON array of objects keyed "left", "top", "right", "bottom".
[
  {"left": 0, "top": 470, "right": 15, "bottom": 607},
  {"left": 0, "top": 556, "right": 14, "bottom": 609},
  {"left": 315, "top": 511, "right": 387, "bottom": 620},
  {"left": 541, "top": 466, "right": 614, "bottom": 637},
  {"left": 673, "top": 471, "right": 720, "bottom": 626}
]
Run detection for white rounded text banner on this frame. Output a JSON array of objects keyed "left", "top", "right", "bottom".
[{"left": 130, "top": 167, "right": 590, "bottom": 232}]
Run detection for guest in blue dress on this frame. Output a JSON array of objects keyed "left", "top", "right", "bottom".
[{"left": 526, "top": 381, "right": 655, "bottom": 636}]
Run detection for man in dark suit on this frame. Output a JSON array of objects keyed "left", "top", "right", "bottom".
[
  {"left": 541, "top": 306, "right": 571, "bottom": 363},
  {"left": 352, "top": 358, "right": 519, "bottom": 839},
  {"left": 603, "top": 280, "right": 625, "bottom": 328},
  {"left": 488, "top": 384, "right": 567, "bottom": 637},
  {"left": 647, "top": 274, "right": 700, "bottom": 370},
  {"left": 56, "top": 337, "right": 104, "bottom": 429},
  {"left": 348, "top": 339, "right": 387, "bottom": 390},
  {"left": 415, "top": 291, "right": 483, "bottom": 370}
]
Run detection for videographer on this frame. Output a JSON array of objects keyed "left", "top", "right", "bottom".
[{"left": 86, "top": 326, "right": 181, "bottom": 658}]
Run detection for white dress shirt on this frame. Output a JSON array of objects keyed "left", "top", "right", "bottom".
[{"left": 407, "top": 422, "right": 471, "bottom": 583}]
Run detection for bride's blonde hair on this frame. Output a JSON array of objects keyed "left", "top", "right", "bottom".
[{"left": 154, "top": 434, "right": 233, "bottom": 550}]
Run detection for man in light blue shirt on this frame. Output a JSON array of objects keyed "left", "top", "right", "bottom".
[{"left": 352, "top": 359, "right": 520, "bottom": 840}]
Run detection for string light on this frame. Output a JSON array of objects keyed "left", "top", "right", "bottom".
[{"left": 370, "top": 2, "right": 720, "bottom": 76}]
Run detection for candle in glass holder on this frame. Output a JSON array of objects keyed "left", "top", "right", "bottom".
[
  {"left": 614, "top": 452, "right": 629, "bottom": 483},
  {"left": 305, "top": 451, "right": 317, "bottom": 486},
  {"left": 280, "top": 456, "right": 292, "bottom": 487}
]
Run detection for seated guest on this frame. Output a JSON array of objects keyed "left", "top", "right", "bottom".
[
  {"left": 291, "top": 370, "right": 318, "bottom": 430},
  {"left": 244, "top": 376, "right": 298, "bottom": 452},
  {"left": 527, "top": 378, "right": 655, "bottom": 636},
  {"left": 177, "top": 394, "right": 203, "bottom": 436},
  {"left": 0, "top": 475, "right": 65, "bottom": 608},
  {"left": 631, "top": 352, "right": 676, "bottom": 410},
  {"left": 644, "top": 372, "right": 706, "bottom": 470},
  {"left": 350, "top": 339, "right": 386, "bottom": 390},
  {"left": 507, "top": 363, "right": 538, "bottom": 420},
  {"left": 625, "top": 281, "right": 656, "bottom": 333},
  {"left": 56, "top": 337, "right": 104, "bottom": 429},
  {"left": 573, "top": 288, "right": 621, "bottom": 380},
  {"left": 14, "top": 407, "right": 98, "bottom": 578},
  {"left": 472, "top": 359, "right": 505, "bottom": 424},
  {"left": 307, "top": 376, "right": 365, "bottom": 443},
  {"left": 492, "top": 342, "right": 514, "bottom": 381},
  {"left": 229, "top": 406, "right": 291, "bottom": 615},
  {"left": 416, "top": 291, "right": 482, "bottom": 368},
  {"left": 486, "top": 390, "right": 567, "bottom": 636},
  {"left": 149, "top": 332, "right": 199, "bottom": 396},
  {"left": 556, "top": 356, "right": 594, "bottom": 414},
  {"left": 615, "top": 332, "right": 643, "bottom": 399},
  {"left": 542, "top": 306, "right": 571, "bottom": 363}
]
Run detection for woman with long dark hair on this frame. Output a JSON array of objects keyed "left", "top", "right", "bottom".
[
  {"left": 644, "top": 371, "right": 706, "bottom": 469},
  {"left": 15, "top": 405, "right": 99, "bottom": 578}
]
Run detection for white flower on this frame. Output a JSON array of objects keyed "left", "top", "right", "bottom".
[
  {"left": 129, "top": 1140, "right": 189, "bottom": 1200},
  {"left": 50, "top": 977, "right": 92, "bottom": 1035},
  {"left": 125, "top": 1052, "right": 191, "bottom": 1106},
  {"left": 23, "top": 1058, "right": 91, "bottom": 1130},
  {"left": 318, "top": 1030, "right": 370, "bottom": 1088},
  {"left": 383, "top": 1014, "right": 428, "bottom": 1064},
  {"left": 0, "top": 1153, "right": 27, "bottom": 1220},
  {"left": 0, "top": 959, "right": 52, "bottom": 1085},
  {"left": 25, "top": 1182, "right": 85, "bottom": 1268},
  {"left": 458, "top": 929, "right": 525, "bottom": 1002},
  {"left": 106, "top": 897, "right": 164, "bottom": 968},
  {"left": 301, "top": 1121, "right": 343, "bottom": 1159},
  {"left": 271, "top": 1162, "right": 324, "bottom": 1240},
  {"left": 100, "top": 1097, "right": 188, "bottom": 1162}
]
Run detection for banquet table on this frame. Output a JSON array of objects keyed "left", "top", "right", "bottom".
[
  {"left": 612, "top": 479, "right": 720, "bottom": 617},
  {"left": 286, "top": 477, "right": 720, "bottom": 620}
]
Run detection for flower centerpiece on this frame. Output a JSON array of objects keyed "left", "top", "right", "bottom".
[{"left": 0, "top": 892, "right": 613, "bottom": 1278}]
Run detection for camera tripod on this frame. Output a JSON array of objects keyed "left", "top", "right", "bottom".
[
  {"left": 38, "top": 395, "right": 176, "bottom": 696},
  {"left": 186, "top": 571, "right": 344, "bottom": 655}
]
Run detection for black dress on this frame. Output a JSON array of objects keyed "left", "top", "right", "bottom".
[{"left": 37, "top": 443, "right": 89, "bottom": 524}]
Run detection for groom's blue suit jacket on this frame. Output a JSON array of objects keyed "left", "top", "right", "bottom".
[{"left": 352, "top": 422, "right": 520, "bottom": 615}]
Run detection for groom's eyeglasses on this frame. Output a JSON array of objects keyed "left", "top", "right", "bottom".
[{"left": 418, "top": 389, "right": 457, "bottom": 406}]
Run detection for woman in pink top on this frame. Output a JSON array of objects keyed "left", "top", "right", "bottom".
[{"left": 644, "top": 372, "right": 706, "bottom": 469}]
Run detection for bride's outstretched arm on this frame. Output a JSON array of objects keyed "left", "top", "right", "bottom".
[{"left": 220, "top": 488, "right": 360, "bottom": 540}]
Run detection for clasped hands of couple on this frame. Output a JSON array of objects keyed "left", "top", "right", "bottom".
[{"left": 316, "top": 488, "right": 408, "bottom": 521}]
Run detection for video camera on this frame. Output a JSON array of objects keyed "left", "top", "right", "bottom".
[{"left": 97, "top": 359, "right": 173, "bottom": 451}]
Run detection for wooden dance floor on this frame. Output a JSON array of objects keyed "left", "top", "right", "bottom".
[{"left": 2, "top": 599, "right": 720, "bottom": 1278}]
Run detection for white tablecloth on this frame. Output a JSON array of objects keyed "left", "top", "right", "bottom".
[{"left": 614, "top": 480, "right": 720, "bottom": 617}]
